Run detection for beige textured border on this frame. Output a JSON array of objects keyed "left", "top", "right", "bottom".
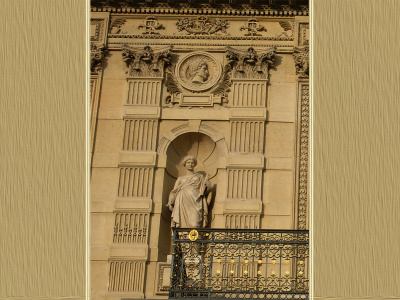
[
  {"left": 2, "top": 0, "right": 400, "bottom": 299},
  {"left": 0, "top": 0, "right": 87, "bottom": 299},
  {"left": 312, "top": 0, "right": 400, "bottom": 299}
]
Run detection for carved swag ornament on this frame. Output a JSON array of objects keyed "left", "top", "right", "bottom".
[
  {"left": 122, "top": 45, "right": 172, "bottom": 77},
  {"left": 90, "top": 43, "right": 107, "bottom": 74},
  {"left": 293, "top": 46, "right": 309, "bottom": 77},
  {"left": 226, "top": 46, "right": 276, "bottom": 79},
  {"left": 176, "top": 16, "right": 230, "bottom": 35}
]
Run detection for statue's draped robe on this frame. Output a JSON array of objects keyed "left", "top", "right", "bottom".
[{"left": 169, "top": 173, "right": 208, "bottom": 228}]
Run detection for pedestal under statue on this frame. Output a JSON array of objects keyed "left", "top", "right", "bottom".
[{"left": 167, "top": 156, "right": 212, "bottom": 228}]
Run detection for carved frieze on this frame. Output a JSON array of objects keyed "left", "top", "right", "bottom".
[
  {"left": 226, "top": 46, "right": 276, "bottom": 79},
  {"left": 90, "top": 43, "right": 107, "bottom": 74},
  {"left": 122, "top": 45, "right": 172, "bottom": 77},
  {"left": 138, "top": 16, "right": 164, "bottom": 35},
  {"left": 176, "top": 16, "right": 230, "bottom": 35},
  {"left": 240, "top": 18, "right": 266, "bottom": 36},
  {"left": 293, "top": 46, "right": 309, "bottom": 77}
]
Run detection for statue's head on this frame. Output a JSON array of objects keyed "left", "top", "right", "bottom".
[{"left": 182, "top": 155, "right": 197, "bottom": 167}]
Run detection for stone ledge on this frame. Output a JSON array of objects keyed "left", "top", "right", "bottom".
[
  {"left": 119, "top": 151, "right": 157, "bottom": 166},
  {"left": 109, "top": 244, "right": 148, "bottom": 260},
  {"left": 161, "top": 107, "right": 230, "bottom": 120},
  {"left": 229, "top": 107, "right": 267, "bottom": 120},
  {"left": 124, "top": 105, "right": 160, "bottom": 119},
  {"left": 226, "top": 154, "right": 264, "bottom": 169},
  {"left": 114, "top": 198, "right": 153, "bottom": 211},
  {"left": 223, "top": 199, "right": 262, "bottom": 214}
]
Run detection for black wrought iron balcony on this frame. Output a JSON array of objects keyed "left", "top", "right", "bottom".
[{"left": 169, "top": 228, "right": 309, "bottom": 299}]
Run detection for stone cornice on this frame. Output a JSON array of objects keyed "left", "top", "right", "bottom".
[{"left": 91, "top": 1, "right": 309, "bottom": 16}]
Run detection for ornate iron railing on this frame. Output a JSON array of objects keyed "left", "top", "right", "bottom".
[{"left": 169, "top": 228, "right": 309, "bottom": 299}]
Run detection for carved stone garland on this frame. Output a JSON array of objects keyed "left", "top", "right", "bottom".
[
  {"left": 293, "top": 46, "right": 309, "bottom": 78},
  {"left": 176, "top": 16, "right": 230, "bottom": 35},
  {"left": 226, "top": 46, "right": 276, "bottom": 79},
  {"left": 122, "top": 44, "right": 172, "bottom": 77}
]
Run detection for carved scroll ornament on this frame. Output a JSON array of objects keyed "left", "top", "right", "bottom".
[
  {"left": 122, "top": 45, "right": 172, "bottom": 77},
  {"left": 226, "top": 46, "right": 276, "bottom": 79},
  {"left": 293, "top": 46, "right": 309, "bottom": 77},
  {"left": 176, "top": 16, "right": 230, "bottom": 35}
]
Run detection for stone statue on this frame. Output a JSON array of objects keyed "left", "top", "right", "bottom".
[
  {"left": 190, "top": 60, "right": 209, "bottom": 83},
  {"left": 167, "top": 156, "right": 212, "bottom": 228}
]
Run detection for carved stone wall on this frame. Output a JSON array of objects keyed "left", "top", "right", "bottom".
[{"left": 90, "top": 3, "right": 309, "bottom": 299}]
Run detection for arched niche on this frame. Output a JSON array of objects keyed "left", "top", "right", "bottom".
[{"left": 157, "top": 128, "right": 226, "bottom": 258}]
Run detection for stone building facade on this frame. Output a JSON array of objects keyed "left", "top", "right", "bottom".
[{"left": 90, "top": 0, "right": 309, "bottom": 299}]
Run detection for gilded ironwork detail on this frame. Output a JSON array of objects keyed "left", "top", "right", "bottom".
[
  {"left": 170, "top": 228, "right": 309, "bottom": 299},
  {"left": 189, "top": 229, "right": 199, "bottom": 241}
]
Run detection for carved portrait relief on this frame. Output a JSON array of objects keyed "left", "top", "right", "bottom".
[{"left": 175, "top": 52, "right": 222, "bottom": 92}]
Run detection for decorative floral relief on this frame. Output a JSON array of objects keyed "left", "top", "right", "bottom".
[{"left": 176, "top": 16, "right": 230, "bottom": 36}]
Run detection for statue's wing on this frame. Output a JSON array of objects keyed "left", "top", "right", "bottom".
[{"left": 279, "top": 21, "right": 293, "bottom": 31}]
